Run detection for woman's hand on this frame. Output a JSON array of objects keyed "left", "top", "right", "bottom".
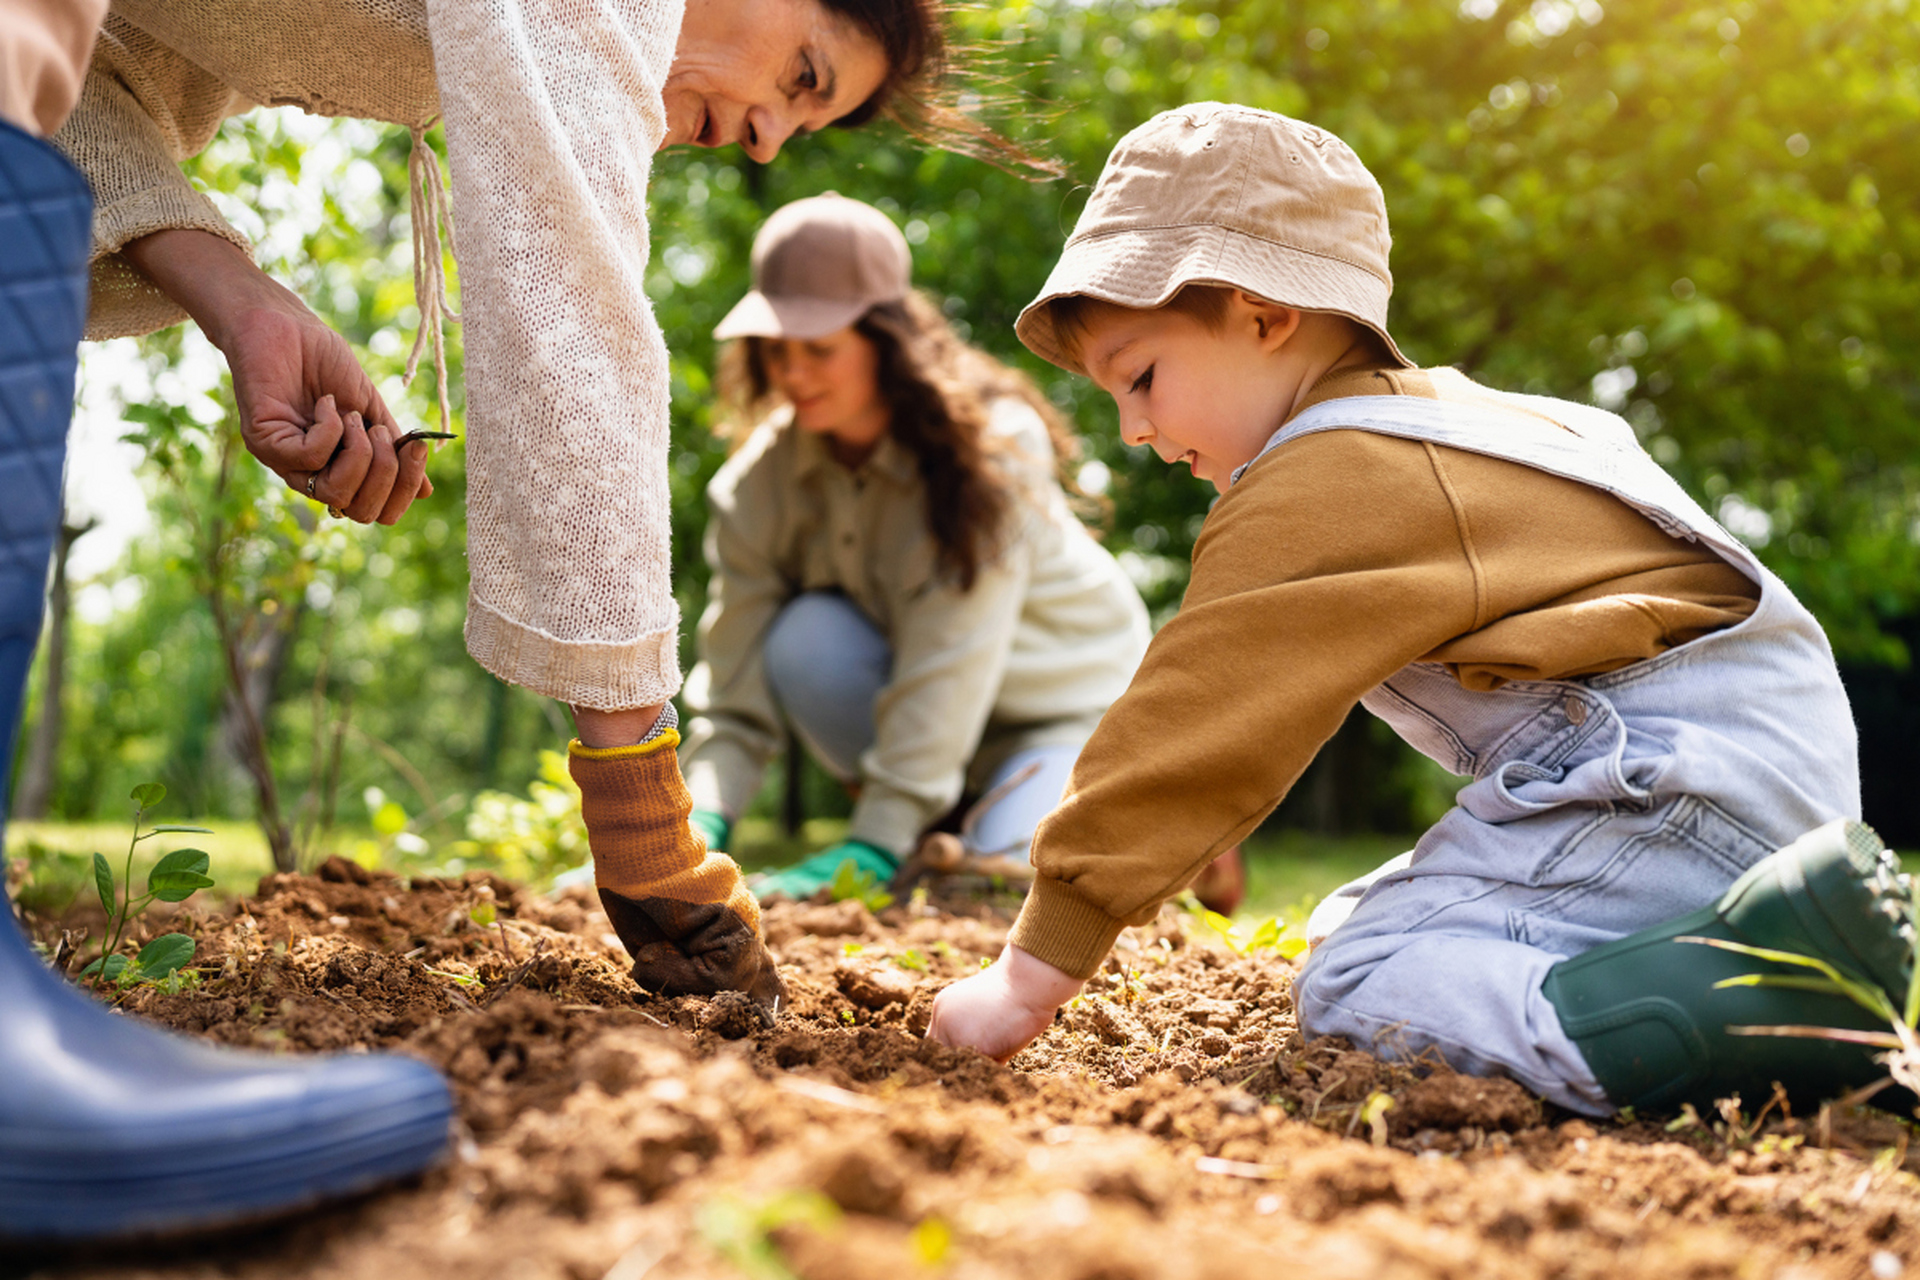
[
  {"left": 925, "top": 944, "right": 1086, "bottom": 1062},
  {"left": 121, "top": 229, "right": 432, "bottom": 525}
]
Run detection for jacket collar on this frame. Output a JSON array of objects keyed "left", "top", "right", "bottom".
[{"left": 791, "top": 418, "right": 918, "bottom": 486}]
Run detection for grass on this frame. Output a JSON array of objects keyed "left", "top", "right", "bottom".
[
  {"left": 13, "top": 814, "right": 1909, "bottom": 929},
  {"left": 1236, "top": 829, "right": 1413, "bottom": 926},
  {"left": 726, "top": 815, "right": 1409, "bottom": 924},
  {"left": 6, "top": 819, "right": 278, "bottom": 912}
]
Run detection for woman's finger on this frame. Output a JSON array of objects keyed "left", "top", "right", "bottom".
[
  {"left": 343, "top": 420, "right": 401, "bottom": 523},
  {"left": 378, "top": 436, "right": 432, "bottom": 525},
  {"left": 263, "top": 391, "right": 346, "bottom": 479},
  {"left": 319, "top": 410, "right": 374, "bottom": 518}
]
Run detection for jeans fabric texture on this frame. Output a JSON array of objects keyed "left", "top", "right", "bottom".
[
  {"left": 1277, "top": 392, "right": 1860, "bottom": 1115},
  {"left": 762, "top": 591, "right": 1080, "bottom": 857},
  {"left": 0, "top": 117, "right": 89, "bottom": 830}
]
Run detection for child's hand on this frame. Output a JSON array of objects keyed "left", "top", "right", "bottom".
[{"left": 925, "top": 945, "right": 1086, "bottom": 1062}]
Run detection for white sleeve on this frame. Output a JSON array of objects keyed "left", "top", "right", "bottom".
[{"left": 429, "top": 0, "right": 688, "bottom": 710}]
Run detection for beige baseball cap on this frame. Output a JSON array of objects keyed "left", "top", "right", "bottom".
[
  {"left": 713, "top": 193, "right": 912, "bottom": 341},
  {"left": 1016, "top": 103, "right": 1411, "bottom": 374}
]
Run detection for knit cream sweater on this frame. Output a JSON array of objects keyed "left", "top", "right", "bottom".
[{"left": 55, "top": 0, "right": 688, "bottom": 710}]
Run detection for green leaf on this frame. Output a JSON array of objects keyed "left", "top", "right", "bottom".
[
  {"left": 372, "top": 800, "right": 409, "bottom": 836},
  {"left": 134, "top": 933, "right": 195, "bottom": 979},
  {"left": 1905, "top": 897, "right": 1920, "bottom": 1030},
  {"left": 1712, "top": 973, "right": 1853, "bottom": 998},
  {"left": 149, "top": 871, "right": 217, "bottom": 903},
  {"left": 87, "top": 954, "right": 128, "bottom": 981},
  {"left": 469, "top": 901, "right": 497, "bottom": 928},
  {"left": 1679, "top": 936, "right": 1897, "bottom": 1023},
  {"left": 92, "top": 851, "right": 115, "bottom": 917},
  {"left": 149, "top": 824, "right": 215, "bottom": 835},
  {"left": 130, "top": 782, "right": 167, "bottom": 809},
  {"left": 149, "top": 848, "right": 211, "bottom": 879},
  {"left": 147, "top": 848, "right": 214, "bottom": 902}
]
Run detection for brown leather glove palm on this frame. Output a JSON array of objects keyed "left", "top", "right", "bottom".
[{"left": 570, "top": 732, "right": 785, "bottom": 1012}]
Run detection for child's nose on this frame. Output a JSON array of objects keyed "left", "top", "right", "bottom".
[{"left": 1118, "top": 414, "right": 1154, "bottom": 448}]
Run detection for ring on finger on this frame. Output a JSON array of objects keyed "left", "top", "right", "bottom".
[
  {"left": 305, "top": 472, "right": 320, "bottom": 500},
  {"left": 327, "top": 505, "right": 345, "bottom": 519}
]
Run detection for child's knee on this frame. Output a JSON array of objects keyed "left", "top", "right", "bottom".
[{"left": 1291, "top": 941, "right": 1375, "bottom": 1039}]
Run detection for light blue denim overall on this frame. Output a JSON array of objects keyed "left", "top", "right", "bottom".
[{"left": 1267, "top": 391, "right": 1860, "bottom": 1114}]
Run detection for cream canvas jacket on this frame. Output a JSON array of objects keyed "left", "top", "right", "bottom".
[
  {"left": 53, "top": 0, "right": 686, "bottom": 710},
  {"left": 680, "top": 400, "right": 1152, "bottom": 856}
]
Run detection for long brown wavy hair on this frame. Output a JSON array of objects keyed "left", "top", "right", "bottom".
[
  {"left": 819, "top": 0, "right": 1062, "bottom": 179},
  {"left": 718, "top": 292, "right": 1092, "bottom": 591}
]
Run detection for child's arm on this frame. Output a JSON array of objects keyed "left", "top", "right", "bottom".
[
  {"left": 1009, "top": 433, "right": 1484, "bottom": 978},
  {"left": 925, "top": 944, "right": 1087, "bottom": 1061}
]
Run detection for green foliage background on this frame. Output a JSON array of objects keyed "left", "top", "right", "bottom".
[{"left": 14, "top": 0, "right": 1917, "bottom": 844}]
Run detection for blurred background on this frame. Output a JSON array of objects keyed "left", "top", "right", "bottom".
[{"left": 7, "top": 0, "right": 1914, "bottom": 921}]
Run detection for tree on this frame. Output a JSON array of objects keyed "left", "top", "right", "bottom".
[{"left": 36, "top": 0, "right": 1918, "bottom": 840}]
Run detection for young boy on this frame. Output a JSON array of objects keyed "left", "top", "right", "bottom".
[{"left": 926, "top": 103, "right": 1912, "bottom": 1117}]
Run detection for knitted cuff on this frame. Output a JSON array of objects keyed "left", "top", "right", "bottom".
[
  {"left": 1006, "top": 876, "right": 1129, "bottom": 981},
  {"left": 569, "top": 722, "right": 759, "bottom": 932}
]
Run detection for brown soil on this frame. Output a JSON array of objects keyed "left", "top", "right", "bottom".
[{"left": 15, "top": 856, "right": 1920, "bottom": 1280}]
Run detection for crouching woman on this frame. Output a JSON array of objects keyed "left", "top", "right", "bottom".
[{"left": 680, "top": 194, "right": 1177, "bottom": 903}]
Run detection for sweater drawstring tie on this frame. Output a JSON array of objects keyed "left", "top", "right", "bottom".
[{"left": 404, "top": 122, "right": 460, "bottom": 437}]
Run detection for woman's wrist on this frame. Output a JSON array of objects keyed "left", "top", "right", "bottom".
[
  {"left": 573, "top": 703, "right": 670, "bottom": 749},
  {"left": 120, "top": 228, "right": 306, "bottom": 352}
]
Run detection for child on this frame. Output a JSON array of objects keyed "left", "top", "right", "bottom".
[{"left": 926, "top": 103, "right": 1912, "bottom": 1117}]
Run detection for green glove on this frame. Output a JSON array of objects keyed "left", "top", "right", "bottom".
[
  {"left": 754, "top": 839, "right": 899, "bottom": 903},
  {"left": 689, "top": 808, "right": 732, "bottom": 852}
]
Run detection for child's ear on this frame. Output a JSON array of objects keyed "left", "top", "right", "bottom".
[{"left": 1231, "top": 291, "right": 1303, "bottom": 353}]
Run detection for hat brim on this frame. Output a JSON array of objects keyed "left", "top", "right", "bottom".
[
  {"left": 713, "top": 292, "right": 875, "bottom": 341},
  {"left": 1015, "top": 223, "right": 1412, "bottom": 375}
]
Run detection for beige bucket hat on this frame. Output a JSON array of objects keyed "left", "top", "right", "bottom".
[
  {"left": 1016, "top": 103, "right": 1411, "bottom": 374},
  {"left": 714, "top": 193, "right": 911, "bottom": 341}
]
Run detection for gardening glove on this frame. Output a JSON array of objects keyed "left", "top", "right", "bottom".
[
  {"left": 753, "top": 839, "right": 898, "bottom": 904},
  {"left": 689, "top": 808, "right": 732, "bottom": 853},
  {"left": 569, "top": 709, "right": 786, "bottom": 1012}
]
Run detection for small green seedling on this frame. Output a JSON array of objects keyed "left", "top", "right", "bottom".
[
  {"left": 694, "top": 1190, "right": 840, "bottom": 1280},
  {"left": 1359, "top": 1091, "right": 1396, "bottom": 1147},
  {"left": 894, "top": 948, "right": 928, "bottom": 972},
  {"left": 910, "top": 1216, "right": 953, "bottom": 1266},
  {"left": 81, "top": 783, "right": 215, "bottom": 988},
  {"left": 424, "top": 965, "right": 484, "bottom": 990},
  {"left": 1186, "top": 903, "right": 1310, "bottom": 960},
  {"left": 826, "top": 858, "right": 894, "bottom": 913}
]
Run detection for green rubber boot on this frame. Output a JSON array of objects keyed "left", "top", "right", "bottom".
[{"left": 1542, "top": 819, "right": 1915, "bottom": 1115}]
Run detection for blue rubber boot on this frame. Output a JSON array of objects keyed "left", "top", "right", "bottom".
[{"left": 0, "top": 118, "right": 453, "bottom": 1243}]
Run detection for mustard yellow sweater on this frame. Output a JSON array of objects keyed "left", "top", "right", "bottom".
[{"left": 1009, "top": 366, "right": 1761, "bottom": 978}]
